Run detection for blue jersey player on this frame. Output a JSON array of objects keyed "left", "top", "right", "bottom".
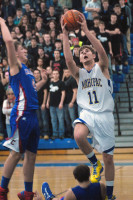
[
  {"left": 34, "top": 164, "right": 106, "bottom": 200},
  {"left": 0, "top": 17, "right": 47, "bottom": 200}
]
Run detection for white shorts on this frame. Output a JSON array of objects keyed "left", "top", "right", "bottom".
[{"left": 73, "top": 110, "right": 115, "bottom": 155}]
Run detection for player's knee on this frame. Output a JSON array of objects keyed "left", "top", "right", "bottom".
[
  {"left": 74, "top": 123, "right": 89, "bottom": 142},
  {"left": 10, "top": 151, "right": 22, "bottom": 161},
  {"left": 25, "top": 151, "right": 36, "bottom": 162},
  {"left": 74, "top": 130, "right": 85, "bottom": 142}
]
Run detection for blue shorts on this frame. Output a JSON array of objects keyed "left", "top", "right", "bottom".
[{"left": 3, "top": 110, "right": 40, "bottom": 153}]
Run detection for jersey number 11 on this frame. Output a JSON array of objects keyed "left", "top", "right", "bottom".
[{"left": 88, "top": 91, "right": 99, "bottom": 104}]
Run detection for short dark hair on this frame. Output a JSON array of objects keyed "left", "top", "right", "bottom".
[
  {"left": 17, "top": 8, "right": 22, "bottom": 12},
  {"left": 55, "top": 39, "right": 62, "bottom": 43},
  {"left": 49, "top": 6, "right": 54, "bottom": 9},
  {"left": 54, "top": 49, "right": 60, "bottom": 53},
  {"left": 26, "top": 29, "right": 32, "bottom": 32},
  {"left": 110, "top": 12, "right": 117, "bottom": 17},
  {"left": 114, "top": 3, "right": 121, "bottom": 8},
  {"left": 7, "top": 15, "right": 13, "bottom": 18},
  {"left": 34, "top": 69, "right": 41, "bottom": 73},
  {"left": 38, "top": 46, "right": 44, "bottom": 50},
  {"left": 14, "top": 41, "right": 22, "bottom": 51},
  {"left": 99, "top": 20, "right": 105, "bottom": 25},
  {"left": 102, "top": 0, "right": 109, "bottom": 3},
  {"left": 93, "top": 16, "right": 100, "bottom": 21},
  {"left": 79, "top": 45, "right": 96, "bottom": 55},
  {"left": 73, "top": 165, "right": 90, "bottom": 182},
  {"left": 53, "top": 68, "right": 59, "bottom": 73},
  {"left": 30, "top": 9, "right": 35, "bottom": 13},
  {"left": 23, "top": 46, "right": 27, "bottom": 50},
  {"left": 74, "top": 45, "right": 80, "bottom": 48},
  {"left": 31, "top": 37, "right": 37, "bottom": 41},
  {"left": 2, "top": 57, "right": 8, "bottom": 62}
]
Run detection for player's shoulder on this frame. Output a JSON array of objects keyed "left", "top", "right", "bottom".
[
  {"left": 78, "top": 67, "right": 86, "bottom": 78},
  {"left": 64, "top": 188, "right": 77, "bottom": 200}
]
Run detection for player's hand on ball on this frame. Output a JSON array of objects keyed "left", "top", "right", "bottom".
[
  {"left": 61, "top": 16, "right": 68, "bottom": 35},
  {"left": 77, "top": 13, "right": 88, "bottom": 32}
]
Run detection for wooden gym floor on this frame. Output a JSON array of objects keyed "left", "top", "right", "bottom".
[{"left": 0, "top": 148, "right": 133, "bottom": 200}]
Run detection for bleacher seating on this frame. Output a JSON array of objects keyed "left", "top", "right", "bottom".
[
  {"left": 128, "top": 56, "right": 133, "bottom": 65},
  {"left": 131, "top": 41, "right": 133, "bottom": 48},
  {"left": 122, "top": 65, "right": 130, "bottom": 74},
  {"left": 131, "top": 47, "right": 133, "bottom": 54},
  {"left": 130, "top": 33, "right": 133, "bottom": 41},
  {"left": 113, "top": 82, "right": 120, "bottom": 93},
  {"left": 113, "top": 73, "right": 125, "bottom": 83},
  {"left": 112, "top": 33, "right": 133, "bottom": 96}
]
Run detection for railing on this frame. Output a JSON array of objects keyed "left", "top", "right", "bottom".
[
  {"left": 126, "top": 80, "right": 132, "bottom": 112},
  {"left": 115, "top": 75, "right": 132, "bottom": 136},
  {"left": 115, "top": 96, "right": 121, "bottom": 136}
]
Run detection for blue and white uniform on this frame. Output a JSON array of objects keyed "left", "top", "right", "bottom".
[
  {"left": 73, "top": 64, "right": 115, "bottom": 154},
  {"left": 3, "top": 63, "right": 40, "bottom": 153}
]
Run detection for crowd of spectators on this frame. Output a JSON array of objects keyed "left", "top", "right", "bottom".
[{"left": 0, "top": 0, "right": 132, "bottom": 141}]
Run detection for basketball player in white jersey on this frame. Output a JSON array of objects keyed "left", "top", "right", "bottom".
[{"left": 61, "top": 14, "right": 116, "bottom": 200}]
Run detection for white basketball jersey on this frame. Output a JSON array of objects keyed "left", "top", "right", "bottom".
[{"left": 77, "top": 64, "right": 114, "bottom": 112}]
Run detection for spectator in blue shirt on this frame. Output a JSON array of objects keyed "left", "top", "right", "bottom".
[{"left": 14, "top": 8, "right": 23, "bottom": 25}]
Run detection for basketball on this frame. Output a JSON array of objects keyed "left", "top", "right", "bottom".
[{"left": 63, "top": 10, "right": 82, "bottom": 31}]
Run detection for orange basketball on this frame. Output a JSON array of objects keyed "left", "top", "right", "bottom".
[{"left": 63, "top": 10, "right": 82, "bottom": 31}]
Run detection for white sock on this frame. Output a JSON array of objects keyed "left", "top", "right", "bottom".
[
  {"left": 86, "top": 151, "right": 95, "bottom": 158},
  {"left": 106, "top": 181, "right": 114, "bottom": 186}
]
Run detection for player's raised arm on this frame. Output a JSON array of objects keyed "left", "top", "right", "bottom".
[
  {"left": 61, "top": 17, "right": 79, "bottom": 81},
  {"left": 0, "top": 18, "right": 19, "bottom": 75},
  {"left": 78, "top": 14, "right": 109, "bottom": 78}
]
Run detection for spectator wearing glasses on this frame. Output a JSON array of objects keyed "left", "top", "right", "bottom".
[{"left": 2, "top": 87, "right": 15, "bottom": 138}]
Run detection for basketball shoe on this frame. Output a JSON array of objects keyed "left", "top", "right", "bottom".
[
  {"left": 90, "top": 160, "right": 103, "bottom": 183},
  {"left": 42, "top": 182, "right": 55, "bottom": 200},
  {"left": 17, "top": 191, "right": 34, "bottom": 200},
  {"left": 105, "top": 195, "right": 116, "bottom": 200},
  {"left": 0, "top": 186, "right": 9, "bottom": 200}
]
